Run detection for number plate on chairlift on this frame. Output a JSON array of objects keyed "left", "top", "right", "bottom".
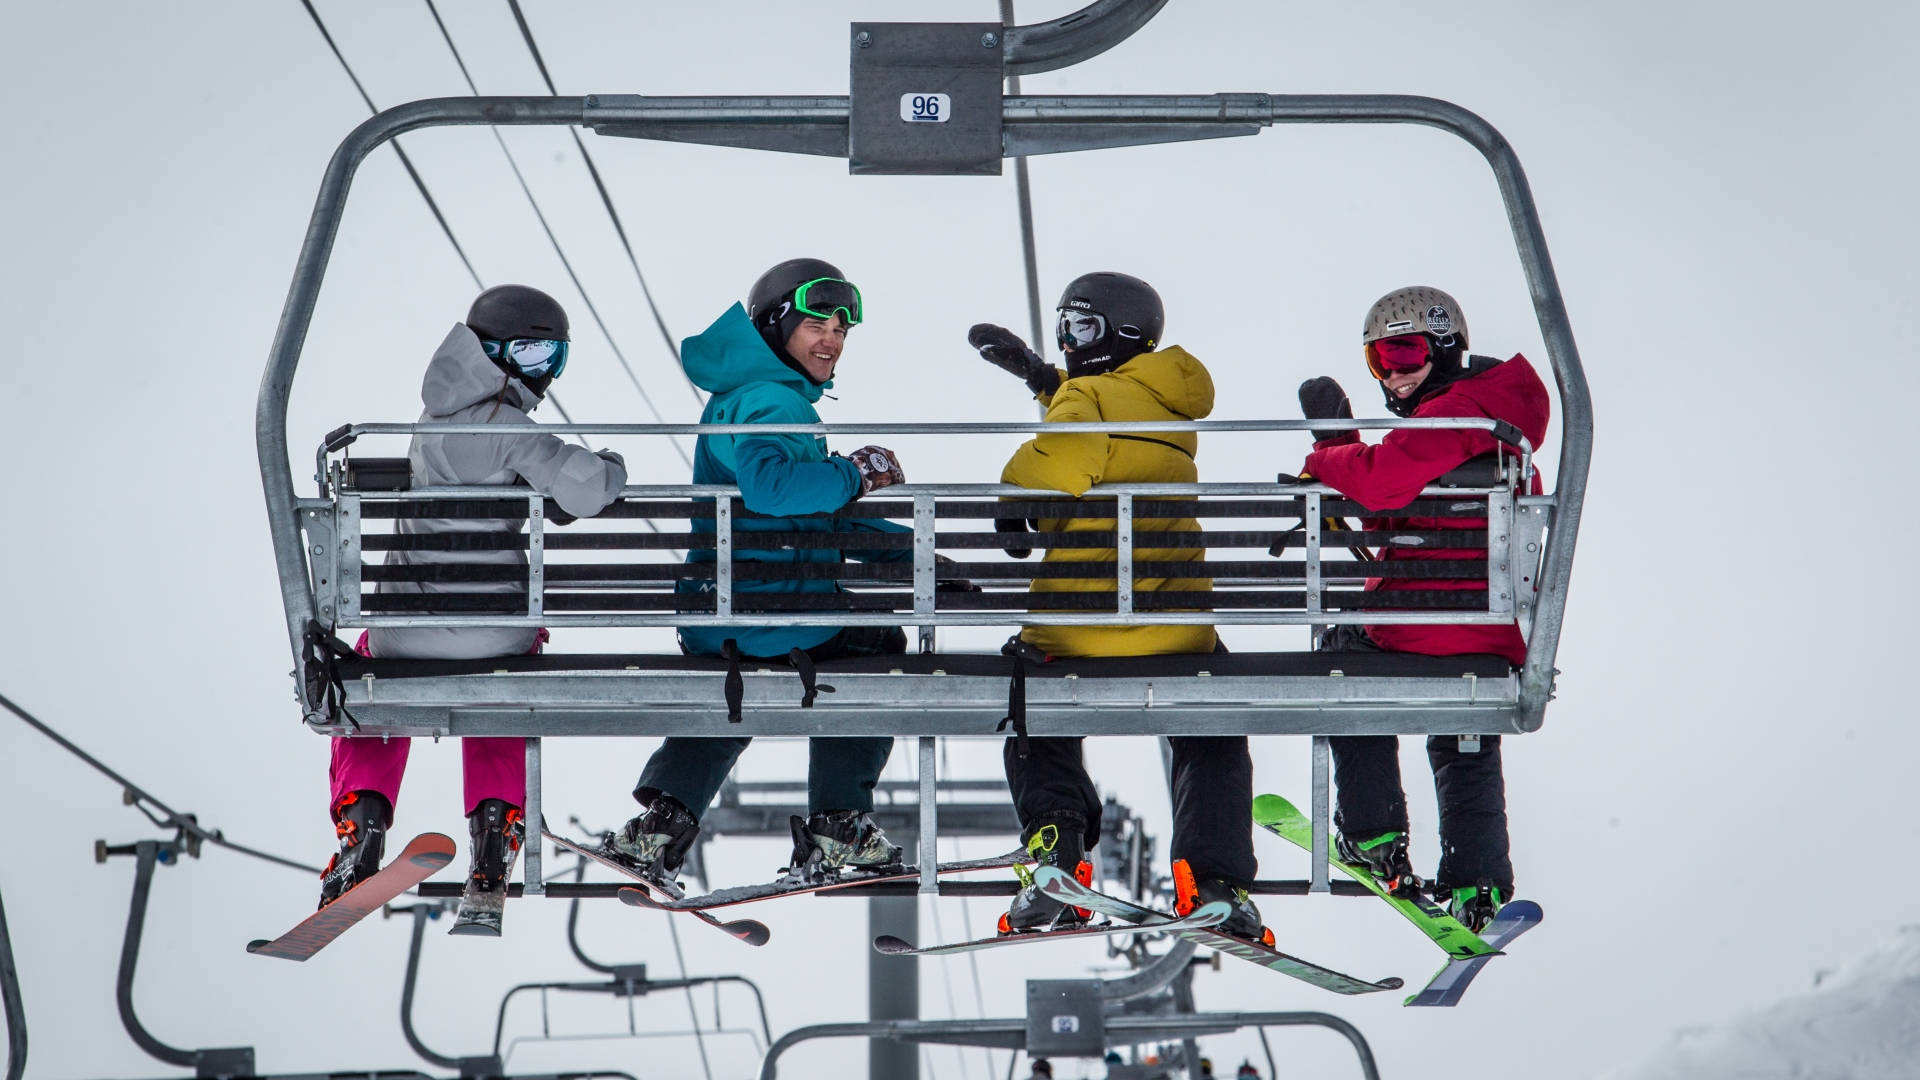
[{"left": 900, "top": 93, "right": 951, "bottom": 122}]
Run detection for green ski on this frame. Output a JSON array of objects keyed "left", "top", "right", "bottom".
[{"left": 1252, "top": 793, "right": 1497, "bottom": 961}]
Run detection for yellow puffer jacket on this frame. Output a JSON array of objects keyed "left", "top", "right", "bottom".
[{"left": 1001, "top": 345, "right": 1218, "bottom": 658}]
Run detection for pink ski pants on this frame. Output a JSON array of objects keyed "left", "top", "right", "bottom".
[{"left": 327, "top": 631, "right": 544, "bottom": 820}]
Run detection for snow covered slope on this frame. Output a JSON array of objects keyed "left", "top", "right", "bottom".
[{"left": 1604, "top": 926, "right": 1920, "bottom": 1080}]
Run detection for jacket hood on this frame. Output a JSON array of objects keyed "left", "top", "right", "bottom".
[
  {"left": 420, "top": 324, "right": 541, "bottom": 417},
  {"left": 1105, "top": 345, "right": 1214, "bottom": 420},
  {"left": 1414, "top": 353, "right": 1552, "bottom": 448},
  {"left": 682, "top": 303, "right": 829, "bottom": 403}
]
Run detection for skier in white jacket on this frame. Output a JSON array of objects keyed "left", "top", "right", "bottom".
[{"left": 324, "top": 285, "right": 627, "bottom": 935}]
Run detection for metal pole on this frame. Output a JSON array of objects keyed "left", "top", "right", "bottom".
[
  {"left": 868, "top": 896, "right": 921, "bottom": 1079},
  {"left": 1001, "top": 0, "right": 1048, "bottom": 358},
  {"left": 0, "top": 886, "right": 24, "bottom": 1080},
  {"left": 114, "top": 843, "right": 195, "bottom": 1068},
  {"left": 869, "top": 826, "right": 921, "bottom": 1080},
  {"left": 399, "top": 905, "right": 464, "bottom": 1071}
]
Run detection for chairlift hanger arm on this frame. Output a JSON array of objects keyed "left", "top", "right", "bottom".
[{"left": 1001, "top": 0, "right": 1173, "bottom": 76}]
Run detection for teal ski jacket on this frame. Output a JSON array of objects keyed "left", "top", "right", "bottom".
[{"left": 676, "top": 303, "right": 911, "bottom": 657}]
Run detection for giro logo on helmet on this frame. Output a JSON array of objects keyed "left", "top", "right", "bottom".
[{"left": 1424, "top": 306, "right": 1453, "bottom": 334}]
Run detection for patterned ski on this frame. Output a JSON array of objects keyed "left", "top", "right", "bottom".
[
  {"left": 1404, "top": 900, "right": 1542, "bottom": 1007},
  {"left": 247, "top": 833, "right": 455, "bottom": 961},
  {"left": 544, "top": 831, "right": 770, "bottom": 946},
  {"left": 1034, "top": 867, "right": 1403, "bottom": 996},
  {"left": 663, "top": 848, "right": 1028, "bottom": 911},
  {"left": 1252, "top": 793, "right": 1498, "bottom": 960},
  {"left": 874, "top": 901, "right": 1232, "bottom": 957}
]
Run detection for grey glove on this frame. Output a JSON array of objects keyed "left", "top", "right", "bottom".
[{"left": 969, "top": 323, "right": 1060, "bottom": 398}]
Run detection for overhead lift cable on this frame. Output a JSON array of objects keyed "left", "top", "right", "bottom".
[
  {"left": 295, "top": 0, "right": 604, "bottom": 445},
  {"left": 421, "top": 0, "right": 694, "bottom": 468},
  {"left": 298, "top": 0, "right": 676, "bottom": 551},
  {"left": 1, "top": 691, "right": 319, "bottom": 876},
  {"left": 505, "top": 0, "right": 701, "bottom": 407}
]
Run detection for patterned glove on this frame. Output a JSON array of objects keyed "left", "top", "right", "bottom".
[{"left": 845, "top": 445, "right": 905, "bottom": 496}]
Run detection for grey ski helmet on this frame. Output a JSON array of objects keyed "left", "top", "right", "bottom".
[
  {"left": 1055, "top": 271, "right": 1163, "bottom": 378},
  {"left": 1362, "top": 286, "right": 1475, "bottom": 417},
  {"left": 748, "top": 257, "right": 856, "bottom": 381}
]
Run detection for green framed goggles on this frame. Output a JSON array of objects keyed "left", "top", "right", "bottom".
[{"left": 792, "top": 277, "right": 863, "bottom": 326}]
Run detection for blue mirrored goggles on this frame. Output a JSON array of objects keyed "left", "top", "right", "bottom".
[{"left": 481, "top": 337, "right": 569, "bottom": 380}]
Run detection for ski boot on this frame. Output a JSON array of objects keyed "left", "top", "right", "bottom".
[
  {"left": 318, "top": 790, "right": 392, "bottom": 909},
  {"left": 599, "top": 793, "right": 700, "bottom": 896},
  {"left": 451, "top": 798, "right": 524, "bottom": 936},
  {"left": 1173, "top": 859, "right": 1274, "bottom": 946},
  {"left": 787, "top": 809, "right": 905, "bottom": 882},
  {"left": 1441, "top": 880, "right": 1508, "bottom": 934},
  {"left": 998, "top": 816, "right": 1094, "bottom": 935},
  {"left": 1334, "top": 829, "right": 1425, "bottom": 898}
]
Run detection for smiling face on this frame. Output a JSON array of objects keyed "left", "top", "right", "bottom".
[
  {"left": 1380, "top": 361, "right": 1433, "bottom": 400},
  {"left": 784, "top": 313, "right": 848, "bottom": 383}
]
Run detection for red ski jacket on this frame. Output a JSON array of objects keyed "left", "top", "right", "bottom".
[{"left": 1302, "top": 354, "right": 1551, "bottom": 666}]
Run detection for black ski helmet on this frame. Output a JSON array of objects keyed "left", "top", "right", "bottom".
[
  {"left": 1055, "top": 271, "right": 1163, "bottom": 378},
  {"left": 467, "top": 284, "right": 569, "bottom": 342},
  {"left": 747, "top": 257, "right": 857, "bottom": 382},
  {"left": 466, "top": 284, "right": 570, "bottom": 396}
]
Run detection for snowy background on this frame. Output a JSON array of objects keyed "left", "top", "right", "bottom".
[{"left": 3, "top": 1, "right": 1917, "bottom": 1078}]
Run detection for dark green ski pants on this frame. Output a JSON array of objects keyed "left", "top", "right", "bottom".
[{"left": 633, "top": 625, "right": 907, "bottom": 818}]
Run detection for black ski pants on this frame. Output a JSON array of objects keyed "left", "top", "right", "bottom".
[
  {"left": 1002, "top": 645, "right": 1257, "bottom": 887},
  {"left": 634, "top": 626, "right": 906, "bottom": 819},
  {"left": 1321, "top": 627, "right": 1513, "bottom": 892}
]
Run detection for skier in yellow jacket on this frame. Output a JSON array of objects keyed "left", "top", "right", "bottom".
[{"left": 970, "top": 272, "right": 1268, "bottom": 944}]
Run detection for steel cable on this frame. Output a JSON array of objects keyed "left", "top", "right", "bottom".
[
  {"left": 421, "top": 0, "right": 693, "bottom": 469},
  {"left": 1, "top": 691, "right": 320, "bottom": 875},
  {"left": 504, "top": 0, "right": 701, "bottom": 407}
]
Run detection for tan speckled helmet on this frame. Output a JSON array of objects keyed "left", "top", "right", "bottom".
[{"left": 1361, "top": 286, "right": 1469, "bottom": 350}]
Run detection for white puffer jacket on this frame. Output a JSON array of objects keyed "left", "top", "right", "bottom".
[{"left": 367, "top": 324, "right": 626, "bottom": 660}]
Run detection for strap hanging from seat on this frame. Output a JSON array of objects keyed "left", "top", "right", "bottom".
[
  {"left": 721, "top": 639, "right": 744, "bottom": 723},
  {"left": 785, "top": 647, "right": 835, "bottom": 708},
  {"left": 303, "top": 621, "right": 362, "bottom": 731},
  {"left": 997, "top": 635, "right": 1045, "bottom": 758}
]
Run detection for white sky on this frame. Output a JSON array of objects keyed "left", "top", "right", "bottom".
[{"left": 3, "top": 1, "right": 1917, "bottom": 1078}]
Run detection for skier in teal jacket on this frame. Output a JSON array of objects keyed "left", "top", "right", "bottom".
[{"left": 600, "top": 258, "right": 916, "bottom": 890}]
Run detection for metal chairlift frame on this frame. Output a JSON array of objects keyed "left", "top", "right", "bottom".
[
  {"left": 92, "top": 835, "right": 649, "bottom": 1080},
  {"left": 390, "top": 886, "right": 772, "bottom": 1077},
  {"left": 256, "top": 0, "right": 1591, "bottom": 892}
]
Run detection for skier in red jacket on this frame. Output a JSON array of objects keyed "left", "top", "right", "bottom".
[{"left": 1295, "top": 286, "right": 1550, "bottom": 932}]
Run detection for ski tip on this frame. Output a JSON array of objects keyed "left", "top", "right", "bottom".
[
  {"left": 1379, "top": 977, "right": 1405, "bottom": 990},
  {"left": 874, "top": 934, "right": 916, "bottom": 954},
  {"left": 1505, "top": 900, "right": 1545, "bottom": 922},
  {"left": 245, "top": 939, "right": 272, "bottom": 954},
  {"left": 1250, "top": 793, "right": 1295, "bottom": 823},
  {"left": 723, "top": 918, "right": 771, "bottom": 946},
  {"left": 617, "top": 886, "right": 662, "bottom": 910},
  {"left": 446, "top": 923, "right": 501, "bottom": 938}
]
